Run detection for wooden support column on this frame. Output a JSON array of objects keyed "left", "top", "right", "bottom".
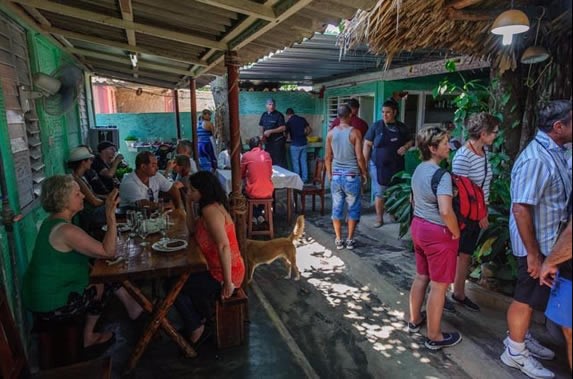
[
  {"left": 190, "top": 78, "right": 198, "bottom": 160},
  {"left": 225, "top": 50, "right": 247, "bottom": 283},
  {"left": 174, "top": 89, "right": 181, "bottom": 140}
]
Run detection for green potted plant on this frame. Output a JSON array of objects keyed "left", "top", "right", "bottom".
[{"left": 124, "top": 135, "right": 138, "bottom": 151}]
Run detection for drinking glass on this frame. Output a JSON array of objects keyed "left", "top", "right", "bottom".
[
  {"left": 126, "top": 210, "right": 137, "bottom": 239},
  {"left": 160, "top": 212, "right": 170, "bottom": 243},
  {"left": 138, "top": 211, "right": 149, "bottom": 247}
]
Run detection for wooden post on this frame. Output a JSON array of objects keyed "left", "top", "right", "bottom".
[
  {"left": 174, "top": 89, "right": 181, "bottom": 140},
  {"left": 190, "top": 78, "right": 198, "bottom": 161},
  {"left": 225, "top": 50, "right": 247, "bottom": 285}
]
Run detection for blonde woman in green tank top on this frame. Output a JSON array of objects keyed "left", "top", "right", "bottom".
[{"left": 22, "top": 175, "right": 142, "bottom": 351}]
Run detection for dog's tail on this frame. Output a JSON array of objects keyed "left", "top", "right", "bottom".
[{"left": 288, "top": 215, "right": 305, "bottom": 243}]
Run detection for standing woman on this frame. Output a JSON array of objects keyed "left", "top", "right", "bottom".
[
  {"left": 22, "top": 176, "right": 142, "bottom": 351},
  {"left": 197, "top": 109, "right": 217, "bottom": 172},
  {"left": 450, "top": 113, "right": 498, "bottom": 312},
  {"left": 175, "top": 171, "right": 245, "bottom": 345},
  {"left": 408, "top": 126, "right": 462, "bottom": 350}
]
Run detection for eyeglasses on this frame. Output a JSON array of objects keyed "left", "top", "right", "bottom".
[{"left": 147, "top": 188, "right": 154, "bottom": 202}]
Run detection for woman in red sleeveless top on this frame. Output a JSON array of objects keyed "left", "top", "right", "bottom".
[{"left": 174, "top": 171, "right": 245, "bottom": 346}]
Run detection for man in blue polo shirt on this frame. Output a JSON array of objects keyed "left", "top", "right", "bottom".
[
  {"left": 259, "top": 98, "right": 287, "bottom": 168},
  {"left": 286, "top": 108, "right": 311, "bottom": 182}
]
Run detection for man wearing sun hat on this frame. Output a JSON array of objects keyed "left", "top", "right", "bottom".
[
  {"left": 92, "top": 141, "right": 124, "bottom": 194},
  {"left": 259, "top": 98, "right": 288, "bottom": 168}
]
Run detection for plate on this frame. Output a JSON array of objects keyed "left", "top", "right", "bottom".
[
  {"left": 152, "top": 239, "right": 188, "bottom": 252},
  {"left": 102, "top": 223, "right": 131, "bottom": 232}
]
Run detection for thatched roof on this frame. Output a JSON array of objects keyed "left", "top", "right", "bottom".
[{"left": 339, "top": 0, "right": 572, "bottom": 73}]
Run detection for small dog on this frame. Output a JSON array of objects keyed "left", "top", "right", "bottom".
[{"left": 246, "top": 215, "right": 304, "bottom": 283}]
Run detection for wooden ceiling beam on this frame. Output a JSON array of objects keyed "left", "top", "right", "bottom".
[
  {"left": 118, "top": 0, "right": 136, "bottom": 47},
  {"left": 447, "top": 0, "right": 484, "bottom": 10},
  {"left": 194, "top": 0, "right": 276, "bottom": 21},
  {"left": 67, "top": 47, "right": 194, "bottom": 76},
  {"left": 8, "top": 0, "right": 228, "bottom": 50},
  {"left": 43, "top": 26, "right": 207, "bottom": 66},
  {"left": 93, "top": 68, "right": 176, "bottom": 88}
]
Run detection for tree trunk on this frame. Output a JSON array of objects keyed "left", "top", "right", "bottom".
[
  {"left": 491, "top": 68, "right": 524, "bottom": 159},
  {"left": 211, "top": 76, "right": 230, "bottom": 152}
]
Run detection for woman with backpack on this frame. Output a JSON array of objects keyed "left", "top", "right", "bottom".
[
  {"left": 450, "top": 113, "right": 498, "bottom": 312},
  {"left": 408, "top": 125, "right": 462, "bottom": 350}
]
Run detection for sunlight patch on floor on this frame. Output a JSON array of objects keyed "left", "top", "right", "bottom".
[{"left": 294, "top": 238, "right": 434, "bottom": 365}]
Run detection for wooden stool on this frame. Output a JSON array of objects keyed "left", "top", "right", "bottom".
[
  {"left": 215, "top": 288, "right": 248, "bottom": 349},
  {"left": 247, "top": 197, "right": 274, "bottom": 239},
  {"left": 33, "top": 315, "right": 84, "bottom": 370}
]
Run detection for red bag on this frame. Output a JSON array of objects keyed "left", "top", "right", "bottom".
[{"left": 431, "top": 169, "right": 487, "bottom": 228}]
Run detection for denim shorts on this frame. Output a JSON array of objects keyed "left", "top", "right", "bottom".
[
  {"left": 369, "top": 161, "right": 387, "bottom": 199},
  {"left": 331, "top": 174, "right": 362, "bottom": 221}
]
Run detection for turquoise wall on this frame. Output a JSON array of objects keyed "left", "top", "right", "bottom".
[
  {"left": 0, "top": 24, "right": 83, "bottom": 332},
  {"left": 239, "top": 91, "right": 321, "bottom": 115}
]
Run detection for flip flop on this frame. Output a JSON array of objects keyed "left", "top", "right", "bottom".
[{"left": 192, "top": 327, "right": 213, "bottom": 349}]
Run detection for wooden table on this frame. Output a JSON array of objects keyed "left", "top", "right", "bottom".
[
  {"left": 90, "top": 210, "right": 207, "bottom": 372},
  {"left": 216, "top": 165, "right": 304, "bottom": 223}
]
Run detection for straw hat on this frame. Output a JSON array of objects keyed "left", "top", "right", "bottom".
[{"left": 68, "top": 146, "right": 94, "bottom": 162}]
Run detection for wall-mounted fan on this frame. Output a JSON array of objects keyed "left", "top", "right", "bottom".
[{"left": 31, "top": 64, "right": 83, "bottom": 116}]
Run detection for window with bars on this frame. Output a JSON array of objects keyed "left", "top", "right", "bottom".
[
  {"left": 327, "top": 95, "right": 352, "bottom": 125},
  {"left": 0, "top": 15, "right": 45, "bottom": 209}
]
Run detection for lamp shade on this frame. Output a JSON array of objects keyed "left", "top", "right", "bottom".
[
  {"left": 521, "top": 46, "right": 550, "bottom": 64},
  {"left": 491, "top": 9, "right": 530, "bottom": 40}
]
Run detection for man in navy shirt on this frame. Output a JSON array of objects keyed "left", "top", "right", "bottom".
[
  {"left": 286, "top": 108, "right": 312, "bottom": 182},
  {"left": 259, "top": 98, "right": 287, "bottom": 168}
]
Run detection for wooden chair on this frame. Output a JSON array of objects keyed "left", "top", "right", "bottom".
[
  {"left": 247, "top": 197, "right": 274, "bottom": 239},
  {"left": 0, "top": 286, "right": 112, "bottom": 379},
  {"left": 295, "top": 158, "right": 326, "bottom": 215},
  {"left": 215, "top": 288, "right": 248, "bottom": 349}
]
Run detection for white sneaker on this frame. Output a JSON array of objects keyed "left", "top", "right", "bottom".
[
  {"left": 251, "top": 217, "right": 259, "bottom": 225},
  {"left": 525, "top": 333, "right": 555, "bottom": 360},
  {"left": 257, "top": 215, "right": 266, "bottom": 224},
  {"left": 500, "top": 345, "right": 555, "bottom": 379}
]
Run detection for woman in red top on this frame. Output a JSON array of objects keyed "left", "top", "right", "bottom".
[{"left": 174, "top": 171, "right": 245, "bottom": 346}]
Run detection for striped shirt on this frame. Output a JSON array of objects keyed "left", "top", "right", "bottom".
[
  {"left": 509, "top": 131, "right": 572, "bottom": 257},
  {"left": 452, "top": 145, "right": 493, "bottom": 202}
]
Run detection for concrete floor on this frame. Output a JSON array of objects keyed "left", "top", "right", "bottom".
[{"left": 30, "top": 191, "right": 571, "bottom": 378}]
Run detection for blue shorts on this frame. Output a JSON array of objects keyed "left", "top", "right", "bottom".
[
  {"left": 545, "top": 275, "right": 572, "bottom": 329},
  {"left": 368, "top": 161, "right": 387, "bottom": 199},
  {"left": 331, "top": 174, "right": 361, "bottom": 221}
]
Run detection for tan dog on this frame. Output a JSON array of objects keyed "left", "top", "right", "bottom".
[{"left": 246, "top": 215, "right": 304, "bottom": 283}]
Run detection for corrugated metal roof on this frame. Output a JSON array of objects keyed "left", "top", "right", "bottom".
[
  {"left": 0, "top": 0, "right": 379, "bottom": 88},
  {"left": 239, "top": 33, "right": 450, "bottom": 84}
]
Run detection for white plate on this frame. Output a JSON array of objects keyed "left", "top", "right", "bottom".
[
  {"left": 152, "top": 239, "right": 188, "bottom": 252},
  {"left": 102, "top": 223, "right": 131, "bottom": 232}
]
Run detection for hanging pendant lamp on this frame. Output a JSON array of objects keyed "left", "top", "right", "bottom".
[
  {"left": 491, "top": 9, "right": 530, "bottom": 45},
  {"left": 521, "top": 8, "right": 550, "bottom": 64}
]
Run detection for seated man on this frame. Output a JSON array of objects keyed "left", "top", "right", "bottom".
[
  {"left": 120, "top": 151, "right": 183, "bottom": 209},
  {"left": 92, "top": 141, "right": 124, "bottom": 194},
  {"left": 173, "top": 154, "right": 192, "bottom": 194},
  {"left": 165, "top": 139, "right": 199, "bottom": 178},
  {"left": 241, "top": 137, "right": 274, "bottom": 223}
]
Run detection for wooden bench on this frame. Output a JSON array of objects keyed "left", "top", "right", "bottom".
[
  {"left": 0, "top": 286, "right": 111, "bottom": 379},
  {"left": 215, "top": 288, "right": 248, "bottom": 349},
  {"left": 33, "top": 315, "right": 84, "bottom": 369}
]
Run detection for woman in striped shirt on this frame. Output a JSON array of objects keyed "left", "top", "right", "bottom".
[{"left": 450, "top": 112, "right": 499, "bottom": 312}]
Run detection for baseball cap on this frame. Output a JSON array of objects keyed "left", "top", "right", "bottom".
[
  {"left": 97, "top": 141, "right": 116, "bottom": 152},
  {"left": 68, "top": 146, "right": 94, "bottom": 162}
]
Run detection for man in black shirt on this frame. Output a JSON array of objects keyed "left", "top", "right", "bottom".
[
  {"left": 92, "top": 141, "right": 123, "bottom": 194},
  {"left": 259, "top": 98, "right": 287, "bottom": 168}
]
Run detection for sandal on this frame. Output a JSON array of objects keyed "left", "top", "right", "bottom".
[{"left": 83, "top": 332, "right": 116, "bottom": 359}]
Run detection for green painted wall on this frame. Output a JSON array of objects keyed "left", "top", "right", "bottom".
[
  {"left": 239, "top": 91, "right": 320, "bottom": 115},
  {"left": 0, "top": 26, "right": 83, "bottom": 328}
]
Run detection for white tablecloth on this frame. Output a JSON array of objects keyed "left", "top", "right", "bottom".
[{"left": 216, "top": 165, "right": 304, "bottom": 194}]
